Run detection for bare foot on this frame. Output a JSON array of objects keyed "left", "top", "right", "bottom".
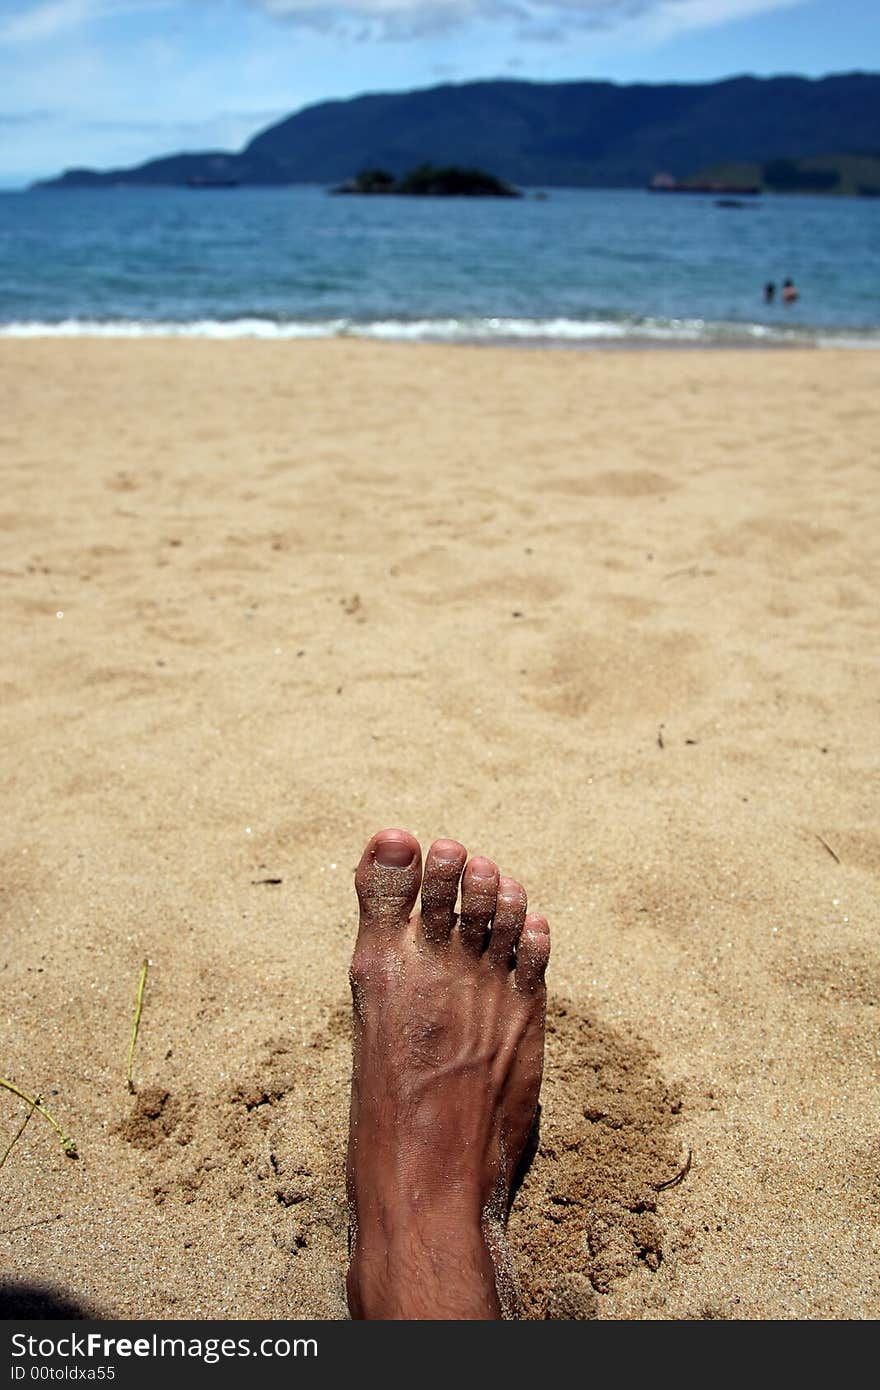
[{"left": 346, "top": 828, "right": 550, "bottom": 1320}]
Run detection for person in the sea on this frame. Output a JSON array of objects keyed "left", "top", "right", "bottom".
[
  {"left": 346, "top": 828, "right": 550, "bottom": 1319},
  {"left": 763, "top": 281, "right": 776, "bottom": 304},
  {"left": 782, "top": 278, "right": 799, "bottom": 304}
]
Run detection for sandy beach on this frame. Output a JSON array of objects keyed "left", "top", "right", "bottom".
[{"left": 1, "top": 338, "right": 878, "bottom": 1321}]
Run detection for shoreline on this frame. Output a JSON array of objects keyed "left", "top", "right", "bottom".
[
  {"left": 3, "top": 339, "right": 879, "bottom": 1320},
  {"left": 0, "top": 322, "right": 876, "bottom": 351}
]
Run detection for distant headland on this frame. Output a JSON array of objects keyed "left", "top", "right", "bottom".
[{"left": 30, "top": 73, "right": 880, "bottom": 195}]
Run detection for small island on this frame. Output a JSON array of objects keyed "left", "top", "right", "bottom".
[{"left": 332, "top": 163, "right": 521, "bottom": 198}]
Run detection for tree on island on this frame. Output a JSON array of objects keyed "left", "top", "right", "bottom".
[{"left": 333, "top": 163, "right": 521, "bottom": 197}]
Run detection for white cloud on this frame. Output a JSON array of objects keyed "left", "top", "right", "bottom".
[
  {"left": 0, "top": 1, "right": 93, "bottom": 44},
  {"left": 0, "top": 0, "right": 172, "bottom": 46},
  {"left": 646, "top": 0, "right": 803, "bottom": 42},
  {"left": 247, "top": 0, "right": 806, "bottom": 41},
  {"left": 0, "top": 0, "right": 808, "bottom": 46}
]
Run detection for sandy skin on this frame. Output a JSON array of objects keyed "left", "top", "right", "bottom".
[{"left": 345, "top": 828, "right": 550, "bottom": 1320}]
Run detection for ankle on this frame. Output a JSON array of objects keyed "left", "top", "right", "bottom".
[{"left": 347, "top": 1214, "right": 501, "bottom": 1320}]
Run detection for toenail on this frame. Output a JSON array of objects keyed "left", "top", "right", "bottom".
[
  {"left": 374, "top": 839, "right": 416, "bottom": 868},
  {"left": 434, "top": 855, "right": 462, "bottom": 871},
  {"left": 431, "top": 839, "right": 464, "bottom": 857},
  {"left": 468, "top": 857, "right": 496, "bottom": 877}
]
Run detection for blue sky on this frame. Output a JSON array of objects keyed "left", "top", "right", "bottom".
[{"left": 0, "top": 0, "right": 875, "bottom": 185}]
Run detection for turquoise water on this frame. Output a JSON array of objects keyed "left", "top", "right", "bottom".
[{"left": 0, "top": 185, "right": 877, "bottom": 345}]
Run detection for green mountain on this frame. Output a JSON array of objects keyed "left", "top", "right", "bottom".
[{"left": 33, "top": 73, "right": 880, "bottom": 192}]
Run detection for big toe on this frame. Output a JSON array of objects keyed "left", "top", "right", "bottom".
[{"left": 355, "top": 828, "right": 422, "bottom": 933}]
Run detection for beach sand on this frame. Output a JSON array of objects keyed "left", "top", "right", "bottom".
[{"left": 1, "top": 339, "right": 878, "bottom": 1321}]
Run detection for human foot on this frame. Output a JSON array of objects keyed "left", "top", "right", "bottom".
[{"left": 346, "top": 828, "right": 550, "bottom": 1320}]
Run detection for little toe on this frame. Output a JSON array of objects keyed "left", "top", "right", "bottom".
[
  {"left": 515, "top": 914, "right": 551, "bottom": 992},
  {"left": 354, "top": 828, "right": 422, "bottom": 935},
  {"left": 486, "top": 877, "right": 527, "bottom": 967},
  {"left": 459, "top": 855, "right": 499, "bottom": 953},
  {"left": 421, "top": 838, "right": 467, "bottom": 943}
]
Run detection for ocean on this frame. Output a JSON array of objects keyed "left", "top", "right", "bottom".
[{"left": 0, "top": 184, "right": 877, "bottom": 346}]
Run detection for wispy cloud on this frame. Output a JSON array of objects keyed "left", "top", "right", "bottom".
[
  {"left": 0, "top": 108, "right": 55, "bottom": 124},
  {"left": 0, "top": 0, "right": 808, "bottom": 46},
  {"left": 648, "top": 0, "right": 803, "bottom": 41},
  {"left": 243, "top": 0, "right": 806, "bottom": 39},
  {"left": 246, "top": 0, "right": 805, "bottom": 42},
  {"left": 0, "top": 0, "right": 172, "bottom": 45},
  {"left": 82, "top": 107, "right": 288, "bottom": 135}
]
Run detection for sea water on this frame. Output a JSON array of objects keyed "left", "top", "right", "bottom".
[{"left": 0, "top": 184, "right": 876, "bottom": 345}]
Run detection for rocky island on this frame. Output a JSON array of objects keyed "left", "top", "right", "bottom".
[{"left": 332, "top": 164, "right": 521, "bottom": 197}]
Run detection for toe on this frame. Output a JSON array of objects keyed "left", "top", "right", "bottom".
[
  {"left": 354, "top": 828, "right": 422, "bottom": 933},
  {"left": 459, "top": 855, "right": 499, "bottom": 953},
  {"left": 515, "top": 914, "right": 550, "bottom": 992},
  {"left": 421, "top": 838, "right": 467, "bottom": 943},
  {"left": 486, "top": 877, "right": 527, "bottom": 967}
]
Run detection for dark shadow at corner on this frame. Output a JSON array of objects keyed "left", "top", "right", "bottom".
[{"left": 0, "top": 1281, "right": 97, "bottom": 1319}]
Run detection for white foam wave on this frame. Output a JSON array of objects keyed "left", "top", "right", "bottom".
[
  {"left": 0, "top": 317, "right": 339, "bottom": 339},
  {"left": 1, "top": 315, "right": 878, "bottom": 347}
]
